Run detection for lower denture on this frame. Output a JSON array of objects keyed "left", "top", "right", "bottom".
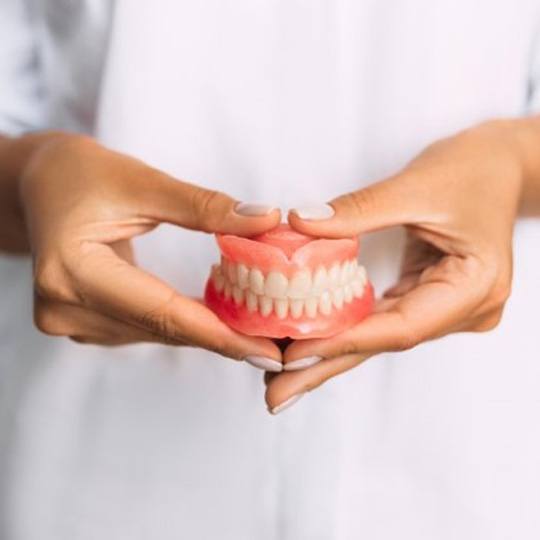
[{"left": 204, "top": 224, "right": 374, "bottom": 339}]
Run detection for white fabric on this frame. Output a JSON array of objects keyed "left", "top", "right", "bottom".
[{"left": 1, "top": 1, "right": 540, "bottom": 539}]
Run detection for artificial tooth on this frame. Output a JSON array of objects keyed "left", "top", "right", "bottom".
[
  {"left": 350, "top": 259, "right": 359, "bottom": 274},
  {"left": 288, "top": 269, "right": 312, "bottom": 298},
  {"left": 329, "top": 263, "right": 341, "bottom": 288},
  {"left": 237, "top": 264, "right": 249, "bottom": 289},
  {"left": 246, "top": 290, "right": 258, "bottom": 312},
  {"left": 265, "top": 271, "right": 288, "bottom": 298},
  {"left": 332, "top": 287, "right": 344, "bottom": 309},
  {"left": 227, "top": 261, "right": 237, "bottom": 284},
  {"left": 357, "top": 265, "right": 367, "bottom": 286},
  {"left": 214, "top": 272, "right": 225, "bottom": 292},
  {"left": 259, "top": 295, "right": 273, "bottom": 317},
  {"left": 319, "top": 291, "right": 332, "bottom": 315},
  {"left": 232, "top": 285, "right": 244, "bottom": 305},
  {"left": 224, "top": 281, "right": 232, "bottom": 300},
  {"left": 351, "top": 278, "right": 364, "bottom": 298},
  {"left": 340, "top": 261, "right": 350, "bottom": 285},
  {"left": 249, "top": 268, "right": 265, "bottom": 295},
  {"left": 290, "top": 299, "right": 304, "bottom": 319},
  {"left": 312, "top": 266, "right": 328, "bottom": 295},
  {"left": 344, "top": 284, "right": 353, "bottom": 303},
  {"left": 305, "top": 296, "right": 318, "bottom": 318},
  {"left": 275, "top": 298, "right": 289, "bottom": 319}
]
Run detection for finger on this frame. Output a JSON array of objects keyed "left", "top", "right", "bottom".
[
  {"left": 136, "top": 171, "right": 281, "bottom": 236},
  {"left": 288, "top": 174, "right": 427, "bottom": 238},
  {"left": 265, "top": 353, "right": 372, "bottom": 413},
  {"left": 34, "top": 298, "right": 187, "bottom": 346},
  {"left": 283, "top": 256, "right": 486, "bottom": 365},
  {"left": 72, "top": 242, "right": 282, "bottom": 361}
]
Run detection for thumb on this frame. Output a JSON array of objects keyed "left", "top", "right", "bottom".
[
  {"left": 140, "top": 172, "right": 281, "bottom": 236},
  {"left": 288, "top": 176, "right": 420, "bottom": 238}
]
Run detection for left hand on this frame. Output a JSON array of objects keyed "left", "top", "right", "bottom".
[{"left": 265, "top": 120, "right": 524, "bottom": 413}]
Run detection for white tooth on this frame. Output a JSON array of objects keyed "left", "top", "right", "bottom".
[
  {"left": 357, "top": 265, "right": 367, "bottom": 286},
  {"left": 249, "top": 268, "right": 265, "bottom": 295},
  {"left": 340, "top": 261, "right": 350, "bottom": 285},
  {"left": 305, "top": 296, "right": 318, "bottom": 318},
  {"left": 224, "top": 281, "right": 232, "bottom": 300},
  {"left": 214, "top": 272, "right": 225, "bottom": 292},
  {"left": 275, "top": 298, "right": 289, "bottom": 319},
  {"left": 350, "top": 259, "right": 359, "bottom": 275},
  {"left": 237, "top": 264, "right": 249, "bottom": 289},
  {"left": 246, "top": 290, "right": 258, "bottom": 312},
  {"left": 312, "top": 266, "right": 328, "bottom": 295},
  {"left": 329, "top": 263, "right": 341, "bottom": 288},
  {"left": 227, "top": 261, "right": 238, "bottom": 284},
  {"left": 319, "top": 291, "right": 332, "bottom": 315},
  {"left": 232, "top": 285, "right": 244, "bottom": 305},
  {"left": 344, "top": 284, "right": 353, "bottom": 303},
  {"left": 332, "top": 287, "right": 344, "bottom": 310},
  {"left": 288, "top": 269, "right": 312, "bottom": 299},
  {"left": 259, "top": 295, "right": 273, "bottom": 317},
  {"left": 265, "top": 271, "right": 288, "bottom": 298},
  {"left": 290, "top": 299, "right": 304, "bottom": 319},
  {"left": 351, "top": 278, "right": 364, "bottom": 298}
]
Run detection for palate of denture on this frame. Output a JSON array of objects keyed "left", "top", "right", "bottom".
[{"left": 204, "top": 224, "right": 374, "bottom": 339}]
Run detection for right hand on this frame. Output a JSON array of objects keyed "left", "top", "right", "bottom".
[{"left": 19, "top": 133, "right": 282, "bottom": 365}]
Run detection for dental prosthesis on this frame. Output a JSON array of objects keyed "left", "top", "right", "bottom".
[{"left": 204, "top": 225, "right": 374, "bottom": 339}]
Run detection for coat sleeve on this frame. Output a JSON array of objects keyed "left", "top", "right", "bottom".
[{"left": 0, "top": 0, "right": 46, "bottom": 135}]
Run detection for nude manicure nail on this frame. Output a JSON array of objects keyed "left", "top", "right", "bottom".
[
  {"left": 235, "top": 202, "right": 277, "bottom": 216},
  {"left": 290, "top": 203, "right": 335, "bottom": 220},
  {"left": 244, "top": 356, "right": 282, "bottom": 372},
  {"left": 284, "top": 356, "right": 322, "bottom": 371},
  {"left": 270, "top": 393, "right": 305, "bottom": 415}
]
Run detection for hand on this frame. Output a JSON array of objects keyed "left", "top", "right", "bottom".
[
  {"left": 18, "top": 132, "right": 282, "bottom": 366},
  {"left": 265, "top": 120, "right": 524, "bottom": 413}
]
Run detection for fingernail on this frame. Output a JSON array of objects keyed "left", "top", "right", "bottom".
[
  {"left": 284, "top": 356, "right": 322, "bottom": 371},
  {"left": 235, "top": 202, "right": 276, "bottom": 217},
  {"left": 243, "top": 356, "right": 282, "bottom": 372},
  {"left": 290, "top": 203, "right": 334, "bottom": 221},
  {"left": 269, "top": 393, "right": 305, "bottom": 415}
]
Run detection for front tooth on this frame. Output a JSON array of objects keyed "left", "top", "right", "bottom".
[
  {"left": 259, "top": 295, "right": 273, "bottom": 317},
  {"left": 274, "top": 298, "right": 289, "bottom": 319},
  {"left": 237, "top": 264, "right": 249, "bottom": 289},
  {"left": 249, "top": 268, "right": 265, "bottom": 295},
  {"left": 265, "top": 271, "right": 288, "bottom": 298},
  {"left": 351, "top": 278, "right": 364, "bottom": 297},
  {"left": 319, "top": 291, "right": 332, "bottom": 315},
  {"left": 232, "top": 285, "right": 244, "bottom": 305},
  {"left": 312, "top": 266, "right": 328, "bottom": 295},
  {"left": 344, "top": 284, "right": 353, "bottom": 302},
  {"left": 246, "top": 290, "right": 258, "bottom": 312},
  {"left": 290, "top": 299, "right": 304, "bottom": 319},
  {"left": 224, "top": 281, "right": 232, "bottom": 300},
  {"left": 329, "top": 263, "right": 341, "bottom": 288},
  {"left": 332, "top": 287, "right": 344, "bottom": 309},
  {"left": 227, "top": 261, "right": 238, "bottom": 284},
  {"left": 305, "top": 297, "right": 318, "bottom": 318},
  {"left": 288, "top": 269, "right": 312, "bottom": 298}
]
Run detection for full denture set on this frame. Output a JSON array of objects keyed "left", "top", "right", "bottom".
[{"left": 205, "top": 225, "right": 374, "bottom": 339}]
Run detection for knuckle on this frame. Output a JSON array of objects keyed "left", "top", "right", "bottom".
[
  {"left": 34, "top": 256, "right": 74, "bottom": 303},
  {"left": 389, "top": 323, "right": 422, "bottom": 352},
  {"left": 474, "top": 310, "right": 504, "bottom": 333},
  {"left": 34, "top": 304, "right": 67, "bottom": 337},
  {"left": 190, "top": 187, "right": 224, "bottom": 231},
  {"left": 488, "top": 280, "right": 512, "bottom": 310},
  {"left": 347, "top": 187, "right": 378, "bottom": 217},
  {"left": 136, "top": 296, "right": 184, "bottom": 344}
]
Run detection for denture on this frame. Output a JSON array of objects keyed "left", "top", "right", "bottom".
[{"left": 204, "top": 225, "right": 374, "bottom": 339}]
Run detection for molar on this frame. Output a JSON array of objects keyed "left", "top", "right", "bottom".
[
  {"left": 232, "top": 285, "right": 244, "bottom": 305},
  {"left": 237, "top": 264, "right": 249, "bottom": 289}
]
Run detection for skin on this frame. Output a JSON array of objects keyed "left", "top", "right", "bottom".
[
  {"left": 2, "top": 118, "right": 540, "bottom": 413},
  {"left": 0, "top": 131, "right": 282, "bottom": 360},
  {"left": 265, "top": 118, "right": 540, "bottom": 411}
]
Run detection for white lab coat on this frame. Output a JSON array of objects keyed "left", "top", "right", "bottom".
[{"left": 1, "top": 1, "right": 540, "bottom": 539}]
